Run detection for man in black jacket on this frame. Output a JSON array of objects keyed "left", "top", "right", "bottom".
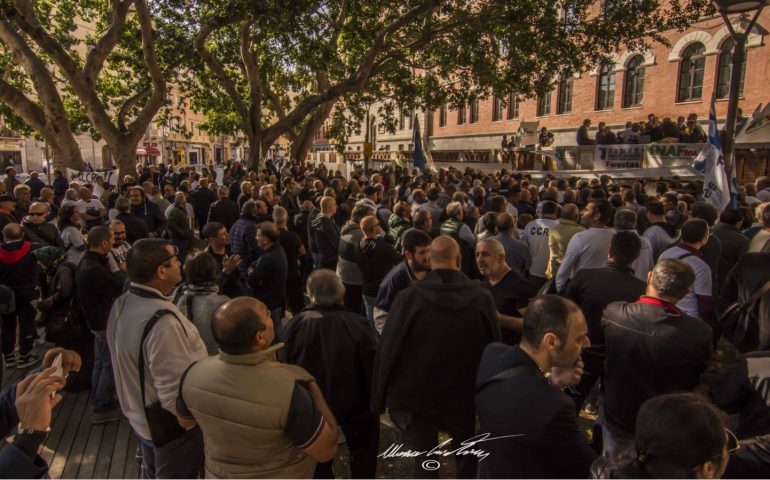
[
  {"left": 206, "top": 186, "right": 239, "bottom": 232},
  {"left": 712, "top": 208, "right": 750, "bottom": 288},
  {"left": 0, "top": 224, "right": 40, "bottom": 369},
  {"left": 191, "top": 178, "right": 216, "bottom": 236},
  {"left": 601, "top": 258, "right": 712, "bottom": 457},
  {"left": 284, "top": 269, "right": 378, "bottom": 478},
  {"left": 311, "top": 196, "right": 340, "bottom": 270},
  {"left": 20, "top": 203, "right": 62, "bottom": 248},
  {"left": 356, "top": 215, "right": 401, "bottom": 329},
  {"left": 563, "top": 231, "right": 646, "bottom": 412},
  {"left": 475, "top": 295, "right": 594, "bottom": 478},
  {"left": 248, "top": 222, "right": 288, "bottom": 339},
  {"left": 114, "top": 197, "right": 149, "bottom": 245},
  {"left": 371, "top": 236, "right": 499, "bottom": 478},
  {"left": 75, "top": 226, "right": 124, "bottom": 424}
]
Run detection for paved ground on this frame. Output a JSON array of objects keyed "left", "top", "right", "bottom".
[{"left": 0, "top": 340, "right": 735, "bottom": 478}]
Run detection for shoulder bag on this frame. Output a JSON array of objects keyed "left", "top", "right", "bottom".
[{"left": 139, "top": 309, "right": 188, "bottom": 446}]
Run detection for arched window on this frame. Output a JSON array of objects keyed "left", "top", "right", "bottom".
[
  {"left": 622, "top": 55, "right": 645, "bottom": 108},
  {"left": 677, "top": 42, "right": 706, "bottom": 102},
  {"left": 595, "top": 63, "right": 616, "bottom": 110},
  {"left": 716, "top": 38, "right": 746, "bottom": 99}
]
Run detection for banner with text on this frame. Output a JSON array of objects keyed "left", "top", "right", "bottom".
[
  {"left": 66, "top": 168, "right": 120, "bottom": 186},
  {"left": 594, "top": 145, "right": 644, "bottom": 169},
  {"left": 645, "top": 143, "right": 708, "bottom": 168}
]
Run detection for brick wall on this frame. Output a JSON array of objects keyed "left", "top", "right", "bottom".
[{"left": 431, "top": 11, "right": 770, "bottom": 144}]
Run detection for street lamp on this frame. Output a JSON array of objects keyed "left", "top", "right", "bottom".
[{"left": 715, "top": 0, "right": 766, "bottom": 176}]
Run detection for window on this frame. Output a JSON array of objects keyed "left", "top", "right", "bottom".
[
  {"left": 716, "top": 38, "right": 746, "bottom": 99},
  {"left": 399, "top": 109, "right": 405, "bottom": 130},
  {"left": 439, "top": 104, "right": 447, "bottom": 127},
  {"left": 405, "top": 111, "right": 413, "bottom": 130},
  {"left": 506, "top": 94, "right": 519, "bottom": 119},
  {"left": 492, "top": 94, "right": 504, "bottom": 121},
  {"left": 470, "top": 98, "right": 479, "bottom": 123},
  {"left": 537, "top": 91, "right": 552, "bottom": 117},
  {"left": 622, "top": 55, "right": 645, "bottom": 108},
  {"left": 677, "top": 42, "right": 706, "bottom": 102},
  {"left": 557, "top": 77, "right": 573, "bottom": 114},
  {"left": 596, "top": 63, "right": 616, "bottom": 110},
  {"left": 457, "top": 102, "right": 466, "bottom": 125}
]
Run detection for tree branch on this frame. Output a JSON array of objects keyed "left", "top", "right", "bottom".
[
  {"left": 0, "top": 76, "right": 46, "bottom": 132},
  {"left": 117, "top": 86, "right": 150, "bottom": 131},
  {"left": 125, "top": 0, "right": 167, "bottom": 138},
  {"left": 83, "top": 0, "right": 133, "bottom": 83},
  {"left": 193, "top": 13, "right": 250, "bottom": 129}
]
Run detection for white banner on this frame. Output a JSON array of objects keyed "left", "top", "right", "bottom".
[
  {"left": 66, "top": 168, "right": 120, "bottom": 187},
  {"left": 695, "top": 144, "right": 731, "bottom": 213},
  {"left": 594, "top": 144, "right": 644, "bottom": 169}
]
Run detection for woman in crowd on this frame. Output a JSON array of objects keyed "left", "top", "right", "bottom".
[
  {"left": 174, "top": 251, "right": 228, "bottom": 355},
  {"left": 57, "top": 205, "right": 86, "bottom": 265},
  {"left": 593, "top": 393, "right": 732, "bottom": 479}
]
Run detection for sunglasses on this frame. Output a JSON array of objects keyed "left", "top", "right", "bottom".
[{"left": 155, "top": 245, "right": 179, "bottom": 269}]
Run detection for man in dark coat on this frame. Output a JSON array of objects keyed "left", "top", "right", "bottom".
[
  {"left": 114, "top": 197, "right": 149, "bottom": 245},
  {"left": 284, "top": 269, "right": 378, "bottom": 479},
  {"left": 75, "top": 226, "right": 123, "bottom": 424},
  {"left": 128, "top": 187, "right": 166, "bottom": 238},
  {"left": 562, "top": 231, "right": 646, "bottom": 412},
  {"left": 475, "top": 295, "right": 595, "bottom": 478},
  {"left": 719, "top": 252, "right": 770, "bottom": 353},
  {"left": 311, "top": 196, "right": 340, "bottom": 270},
  {"left": 207, "top": 186, "right": 239, "bottom": 232},
  {"left": 712, "top": 208, "right": 750, "bottom": 288},
  {"left": 190, "top": 178, "right": 216, "bottom": 236},
  {"left": 371, "top": 236, "right": 500, "bottom": 478}
]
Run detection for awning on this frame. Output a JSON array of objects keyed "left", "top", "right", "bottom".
[
  {"left": 136, "top": 147, "right": 147, "bottom": 155},
  {"left": 736, "top": 103, "right": 770, "bottom": 147},
  {"left": 145, "top": 146, "right": 161, "bottom": 156}
]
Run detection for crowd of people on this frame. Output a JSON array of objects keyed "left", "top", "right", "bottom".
[{"left": 0, "top": 158, "right": 769, "bottom": 478}]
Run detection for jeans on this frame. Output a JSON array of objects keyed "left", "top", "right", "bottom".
[
  {"left": 600, "top": 411, "right": 634, "bottom": 458},
  {"left": 315, "top": 411, "right": 380, "bottom": 478},
  {"left": 91, "top": 330, "right": 116, "bottom": 412},
  {"left": 140, "top": 427, "right": 204, "bottom": 479},
  {"left": 1, "top": 301, "right": 36, "bottom": 356},
  {"left": 390, "top": 409, "right": 477, "bottom": 479},
  {"left": 362, "top": 295, "right": 377, "bottom": 335}
]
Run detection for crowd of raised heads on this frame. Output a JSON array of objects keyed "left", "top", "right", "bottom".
[{"left": 0, "top": 157, "right": 769, "bottom": 478}]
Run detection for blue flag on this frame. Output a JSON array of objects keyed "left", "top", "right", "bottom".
[{"left": 412, "top": 115, "right": 426, "bottom": 172}]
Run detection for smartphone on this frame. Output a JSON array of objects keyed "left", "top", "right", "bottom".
[{"left": 51, "top": 353, "right": 63, "bottom": 399}]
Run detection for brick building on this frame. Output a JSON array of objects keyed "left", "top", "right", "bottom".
[{"left": 427, "top": 10, "right": 770, "bottom": 176}]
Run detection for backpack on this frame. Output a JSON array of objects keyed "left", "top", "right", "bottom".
[{"left": 45, "top": 262, "right": 86, "bottom": 345}]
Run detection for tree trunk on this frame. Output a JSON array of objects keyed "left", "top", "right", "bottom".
[
  {"left": 48, "top": 133, "right": 85, "bottom": 172},
  {"left": 245, "top": 135, "right": 271, "bottom": 172},
  {"left": 111, "top": 142, "right": 138, "bottom": 186},
  {"left": 290, "top": 100, "right": 335, "bottom": 163}
]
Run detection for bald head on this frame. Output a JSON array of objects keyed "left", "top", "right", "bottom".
[
  {"left": 430, "top": 236, "right": 461, "bottom": 270},
  {"left": 212, "top": 297, "right": 272, "bottom": 355},
  {"left": 2, "top": 223, "right": 22, "bottom": 241},
  {"left": 360, "top": 215, "right": 380, "bottom": 239}
]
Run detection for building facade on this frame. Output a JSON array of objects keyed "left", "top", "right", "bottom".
[{"left": 427, "top": 11, "right": 770, "bottom": 174}]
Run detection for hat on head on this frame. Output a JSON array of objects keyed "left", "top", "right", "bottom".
[
  {"left": 364, "top": 186, "right": 378, "bottom": 196},
  {"left": 0, "top": 194, "right": 15, "bottom": 203}
]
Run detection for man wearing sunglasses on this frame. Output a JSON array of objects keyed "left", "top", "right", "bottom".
[
  {"left": 107, "top": 239, "right": 208, "bottom": 478},
  {"left": 21, "top": 202, "right": 62, "bottom": 248}
]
